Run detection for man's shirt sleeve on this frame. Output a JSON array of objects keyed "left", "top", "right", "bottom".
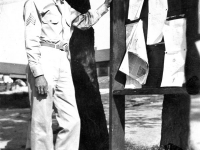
[
  {"left": 24, "top": 0, "right": 43, "bottom": 77},
  {"left": 67, "top": 4, "right": 109, "bottom": 30}
]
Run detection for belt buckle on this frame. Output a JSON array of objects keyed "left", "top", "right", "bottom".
[
  {"left": 55, "top": 43, "right": 60, "bottom": 50},
  {"left": 55, "top": 43, "right": 67, "bottom": 51}
]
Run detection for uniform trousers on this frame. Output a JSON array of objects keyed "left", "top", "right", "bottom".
[{"left": 27, "top": 46, "right": 80, "bottom": 150}]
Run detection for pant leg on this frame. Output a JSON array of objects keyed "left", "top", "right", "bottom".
[
  {"left": 27, "top": 68, "right": 54, "bottom": 150},
  {"left": 53, "top": 50, "right": 80, "bottom": 150},
  {"left": 27, "top": 46, "right": 61, "bottom": 150}
]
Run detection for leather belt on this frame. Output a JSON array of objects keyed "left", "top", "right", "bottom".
[{"left": 40, "top": 42, "right": 66, "bottom": 51}]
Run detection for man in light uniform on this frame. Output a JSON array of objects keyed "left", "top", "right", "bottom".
[{"left": 23, "top": 0, "right": 111, "bottom": 149}]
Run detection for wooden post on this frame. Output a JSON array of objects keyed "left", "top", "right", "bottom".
[{"left": 109, "top": 0, "right": 129, "bottom": 149}]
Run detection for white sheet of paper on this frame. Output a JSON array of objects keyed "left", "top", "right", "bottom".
[
  {"left": 163, "top": 18, "right": 187, "bottom": 53},
  {"left": 127, "top": 20, "right": 148, "bottom": 62},
  {"left": 119, "top": 47, "right": 129, "bottom": 75},
  {"left": 147, "top": 0, "right": 168, "bottom": 45},
  {"left": 125, "top": 75, "right": 142, "bottom": 89},
  {"left": 195, "top": 40, "right": 200, "bottom": 56},
  {"left": 161, "top": 51, "right": 186, "bottom": 87},
  {"left": 161, "top": 18, "right": 187, "bottom": 87},
  {"left": 126, "top": 22, "right": 139, "bottom": 46},
  {"left": 128, "top": 0, "right": 144, "bottom": 21},
  {"left": 119, "top": 20, "right": 148, "bottom": 87},
  {"left": 148, "top": 0, "right": 168, "bottom": 13},
  {"left": 120, "top": 22, "right": 139, "bottom": 76},
  {"left": 128, "top": 52, "right": 148, "bottom": 83}
]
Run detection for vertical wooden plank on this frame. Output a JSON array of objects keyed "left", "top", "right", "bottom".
[
  {"left": 160, "top": 1, "right": 200, "bottom": 149},
  {"left": 109, "top": 0, "right": 129, "bottom": 149},
  {"left": 160, "top": 94, "right": 190, "bottom": 149}
]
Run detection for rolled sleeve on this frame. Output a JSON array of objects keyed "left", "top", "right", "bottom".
[
  {"left": 24, "top": 0, "right": 43, "bottom": 77},
  {"left": 70, "top": 3, "right": 109, "bottom": 30},
  {"left": 97, "top": 4, "right": 109, "bottom": 17}
]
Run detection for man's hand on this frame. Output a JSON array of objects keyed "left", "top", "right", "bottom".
[
  {"left": 104, "top": 0, "right": 112, "bottom": 7},
  {"left": 35, "top": 75, "right": 48, "bottom": 95}
]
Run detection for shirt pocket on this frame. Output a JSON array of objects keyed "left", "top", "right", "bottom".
[{"left": 42, "top": 15, "right": 60, "bottom": 25}]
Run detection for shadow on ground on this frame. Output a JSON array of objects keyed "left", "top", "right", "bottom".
[{"left": 0, "top": 77, "right": 164, "bottom": 149}]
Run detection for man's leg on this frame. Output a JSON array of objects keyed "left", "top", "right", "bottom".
[
  {"left": 27, "top": 46, "right": 64, "bottom": 150},
  {"left": 27, "top": 67, "right": 54, "bottom": 150},
  {"left": 53, "top": 50, "right": 80, "bottom": 150}
]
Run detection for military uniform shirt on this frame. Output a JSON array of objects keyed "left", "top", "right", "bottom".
[{"left": 24, "top": 0, "right": 108, "bottom": 77}]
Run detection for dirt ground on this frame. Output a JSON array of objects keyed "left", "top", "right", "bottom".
[{"left": 0, "top": 77, "right": 200, "bottom": 150}]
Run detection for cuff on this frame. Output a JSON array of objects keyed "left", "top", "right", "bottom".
[
  {"left": 30, "top": 64, "right": 44, "bottom": 78},
  {"left": 97, "top": 3, "right": 109, "bottom": 17}
]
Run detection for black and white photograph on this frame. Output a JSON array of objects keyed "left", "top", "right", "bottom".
[{"left": 0, "top": 0, "right": 200, "bottom": 150}]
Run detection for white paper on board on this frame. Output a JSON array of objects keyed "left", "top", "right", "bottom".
[
  {"left": 128, "top": 0, "right": 144, "bottom": 21},
  {"left": 125, "top": 75, "right": 142, "bottom": 89},
  {"left": 127, "top": 20, "right": 148, "bottom": 62},
  {"left": 119, "top": 20, "right": 149, "bottom": 87},
  {"left": 161, "top": 18, "right": 187, "bottom": 87},
  {"left": 147, "top": 0, "right": 168, "bottom": 45},
  {"left": 161, "top": 51, "right": 186, "bottom": 87},
  {"left": 163, "top": 18, "right": 187, "bottom": 53}
]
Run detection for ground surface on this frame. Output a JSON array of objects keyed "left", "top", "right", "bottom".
[{"left": 0, "top": 77, "right": 200, "bottom": 150}]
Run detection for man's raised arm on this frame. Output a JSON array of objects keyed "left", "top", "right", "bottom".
[{"left": 67, "top": 0, "right": 112, "bottom": 30}]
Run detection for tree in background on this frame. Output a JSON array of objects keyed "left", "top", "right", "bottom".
[{"left": 66, "top": 0, "right": 109, "bottom": 149}]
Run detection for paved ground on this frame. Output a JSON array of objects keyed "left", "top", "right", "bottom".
[{"left": 0, "top": 77, "right": 200, "bottom": 149}]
